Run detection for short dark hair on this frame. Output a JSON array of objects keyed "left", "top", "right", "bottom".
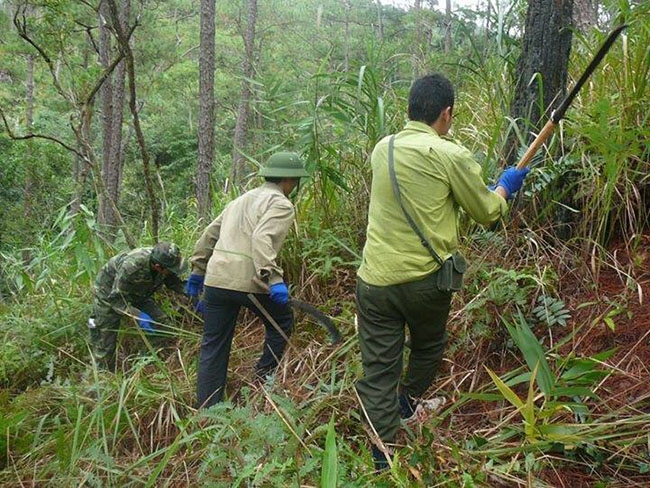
[{"left": 408, "top": 73, "right": 455, "bottom": 125}]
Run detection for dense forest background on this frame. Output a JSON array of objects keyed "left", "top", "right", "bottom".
[{"left": 1, "top": 0, "right": 649, "bottom": 485}]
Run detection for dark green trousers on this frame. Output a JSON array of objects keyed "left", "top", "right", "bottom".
[
  {"left": 89, "top": 298, "right": 169, "bottom": 370},
  {"left": 355, "top": 269, "right": 452, "bottom": 443}
]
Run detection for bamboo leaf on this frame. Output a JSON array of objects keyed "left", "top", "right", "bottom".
[
  {"left": 320, "top": 415, "right": 338, "bottom": 488},
  {"left": 523, "top": 364, "right": 538, "bottom": 439},
  {"left": 486, "top": 367, "right": 524, "bottom": 410},
  {"left": 505, "top": 315, "right": 555, "bottom": 395}
]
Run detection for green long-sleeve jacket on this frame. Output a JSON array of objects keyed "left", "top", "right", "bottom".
[
  {"left": 358, "top": 121, "right": 508, "bottom": 286},
  {"left": 94, "top": 247, "right": 185, "bottom": 317},
  {"left": 190, "top": 182, "right": 295, "bottom": 293}
]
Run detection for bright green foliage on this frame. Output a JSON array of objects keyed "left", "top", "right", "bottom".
[
  {"left": 320, "top": 415, "right": 339, "bottom": 488},
  {"left": 533, "top": 295, "right": 571, "bottom": 327},
  {"left": 2, "top": 0, "right": 650, "bottom": 485}
]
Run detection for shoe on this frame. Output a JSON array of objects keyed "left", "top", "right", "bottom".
[
  {"left": 417, "top": 396, "right": 446, "bottom": 413},
  {"left": 402, "top": 395, "right": 446, "bottom": 424},
  {"left": 371, "top": 445, "right": 390, "bottom": 472},
  {"left": 398, "top": 392, "right": 417, "bottom": 419}
]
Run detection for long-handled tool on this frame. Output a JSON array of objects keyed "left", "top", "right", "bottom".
[
  {"left": 247, "top": 293, "right": 341, "bottom": 345},
  {"left": 515, "top": 24, "right": 627, "bottom": 170},
  {"left": 289, "top": 298, "right": 341, "bottom": 344}
]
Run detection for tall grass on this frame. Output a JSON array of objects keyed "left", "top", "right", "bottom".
[{"left": 2, "top": 1, "right": 650, "bottom": 486}]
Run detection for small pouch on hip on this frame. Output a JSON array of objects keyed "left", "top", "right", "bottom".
[{"left": 437, "top": 252, "right": 467, "bottom": 292}]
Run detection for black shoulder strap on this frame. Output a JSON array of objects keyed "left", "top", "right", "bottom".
[{"left": 388, "top": 135, "right": 444, "bottom": 266}]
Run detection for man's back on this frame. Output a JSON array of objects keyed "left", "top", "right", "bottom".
[
  {"left": 202, "top": 182, "right": 295, "bottom": 293},
  {"left": 94, "top": 248, "right": 163, "bottom": 305}
]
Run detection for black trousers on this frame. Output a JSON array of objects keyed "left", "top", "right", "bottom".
[{"left": 196, "top": 285, "right": 293, "bottom": 408}]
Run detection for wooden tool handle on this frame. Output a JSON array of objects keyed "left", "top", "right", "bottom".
[{"left": 515, "top": 119, "right": 557, "bottom": 170}]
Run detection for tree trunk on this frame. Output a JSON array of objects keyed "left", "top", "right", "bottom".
[
  {"left": 505, "top": 0, "right": 573, "bottom": 164},
  {"left": 107, "top": 0, "right": 159, "bottom": 241},
  {"left": 98, "top": 0, "right": 129, "bottom": 236},
  {"left": 109, "top": 1, "right": 129, "bottom": 214},
  {"left": 197, "top": 0, "right": 216, "bottom": 222},
  {"left": 22, "top": 53, "right": 35, "bottom": 264},
  {"left": 229, "top": 0, "right": 258, "bottom": 190},
  {"left": 444, "top": 0, "right": 452, "bottom": 54},
  {"left": 573, "top": 0, "right": 597, "bottom": 34},
  {"left": 98, "top": 0, "right": 116, "bottom": 230}
]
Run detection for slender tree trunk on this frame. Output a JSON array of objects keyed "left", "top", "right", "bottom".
[
  {"left": 107, "top": 0, "right": 159, "bottom": 240},
  {"left": 573, "top": 0, "right": 597, "bottom": 33},
  {"left": 109, "top": 0, "right": 129, "bottom": 213},
  {"left": 22, "top": 53, "right": 35, "bottom": 263},
  {"left": 505, "top": 0, "right": 573, "bottom": 164},
  {"left": 98, "top": 0, "right": 115, "bottom": 229},
  {"left": 229, "top": 0, "right": 258, "bottom": 190},
  {"left": 197, "top": 0, "right": 216, "bottom": 222},
  {"left": 444, "top": 0, "right": 452, "bottom": 53},
  {"left": 98, "top": 0, "right": 129, "bottom": 235}
]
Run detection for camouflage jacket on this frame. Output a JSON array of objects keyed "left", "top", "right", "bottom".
[{"left": 94, "top": 247, "right": 185, "bottom": 317}]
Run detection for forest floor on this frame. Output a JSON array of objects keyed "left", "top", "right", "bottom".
[
  {"left": 446, "top": 234, "right": 650, "bottom": 487},
  {"left": 536, "top": 235, "right": 650, "bottom": 487},
  {"left": 179, "top": 234, "right": 650, "bottom": 486}
]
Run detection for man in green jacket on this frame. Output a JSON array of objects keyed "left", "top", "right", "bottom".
[
  {"left": 187, "top": 151, "right": 309, "bottom": 408},
  {"left": 356, "top": 73, "right": 529, "bottom": 470},
  {"left": 90, "top": 242, "right": 187, "bottom": 371}
]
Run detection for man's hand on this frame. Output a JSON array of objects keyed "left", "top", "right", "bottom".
[
  {"left": 137, "top": 311, "right": 156, "bottom": 333},
  {"left": 269, "top": 282, "right": 290, "bottom": 305},
  {"left": 496, "top": 166, "right": 531, "bottom": 199},
  {"left": 185, "top": 273, "right": 205, "bottom": 297}
]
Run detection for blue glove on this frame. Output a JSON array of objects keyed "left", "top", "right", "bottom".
[
  {"left": 496, "top": 166, "right": 531, "bottom": 199},
  {"left": 185, "top": 273, "right": 204, "bottom": 297},
  {"left": 137, "top": 311, "right": 156, "bottom": 333},
  {"left": 194, "top": 300, "right": 205, "bottom": 314},
  {"left": 269, "top": 282, "right": 290, "bottom": 305}
]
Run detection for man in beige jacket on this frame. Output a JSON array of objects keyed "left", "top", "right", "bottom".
[{"left": 188, "top": 152, "right": 309, "bottom": 408}]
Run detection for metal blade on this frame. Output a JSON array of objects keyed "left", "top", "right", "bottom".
[
  {"left": 552, "top": 24, "right": 627, "bottom": 122},
  {"left": 515, "top": 24, "right": 627, "bottom": 169},
  {"left": 289, "top": 299, "right": 342, "bottom": 344}
]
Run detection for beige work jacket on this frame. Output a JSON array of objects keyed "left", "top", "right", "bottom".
[{"left": 190, "top": 182, "right": 295, "bottom": 293}]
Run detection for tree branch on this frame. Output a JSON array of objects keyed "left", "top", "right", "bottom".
[
  {"left": 13, "top": 6, "right": 69, "bottom": 102},
  {"left": 0, "top": 106, "right": 90, "bottom": 163}
]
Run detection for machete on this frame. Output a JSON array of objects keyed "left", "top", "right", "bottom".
[
  {"left": 289, "top": 299, "right": 342, "bottom": 344},
  {"left": 515, "top": 24, "right": 627, "bottom": 170},
  {"left": 247, "top": 293, "right": 341, "bottom": 345}
]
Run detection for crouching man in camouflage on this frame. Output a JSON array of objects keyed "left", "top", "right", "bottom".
[{"left": 89, "top": 242, "right": 187, "bottom": 370}]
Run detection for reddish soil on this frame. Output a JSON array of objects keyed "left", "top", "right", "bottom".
[{"left": 444, "top": 235, "right": 650, "bottom": 486}]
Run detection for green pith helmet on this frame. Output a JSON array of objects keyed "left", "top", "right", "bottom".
[
  {"left": 258, "top": 151, "right": 310, "bottom": 178},
  {"left": 151, "top": 242, "right": 186, "bottom": 276}
]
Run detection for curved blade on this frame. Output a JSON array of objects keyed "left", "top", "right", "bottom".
[
  {"left": 516, "top": 24, "right": 627, "bottom": 170},
  {"left": 552, "top": 24, "right": 627, "bottom": 122},
  {"left": 289, "top": 299, "right": 342, "bottom": 344}
]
